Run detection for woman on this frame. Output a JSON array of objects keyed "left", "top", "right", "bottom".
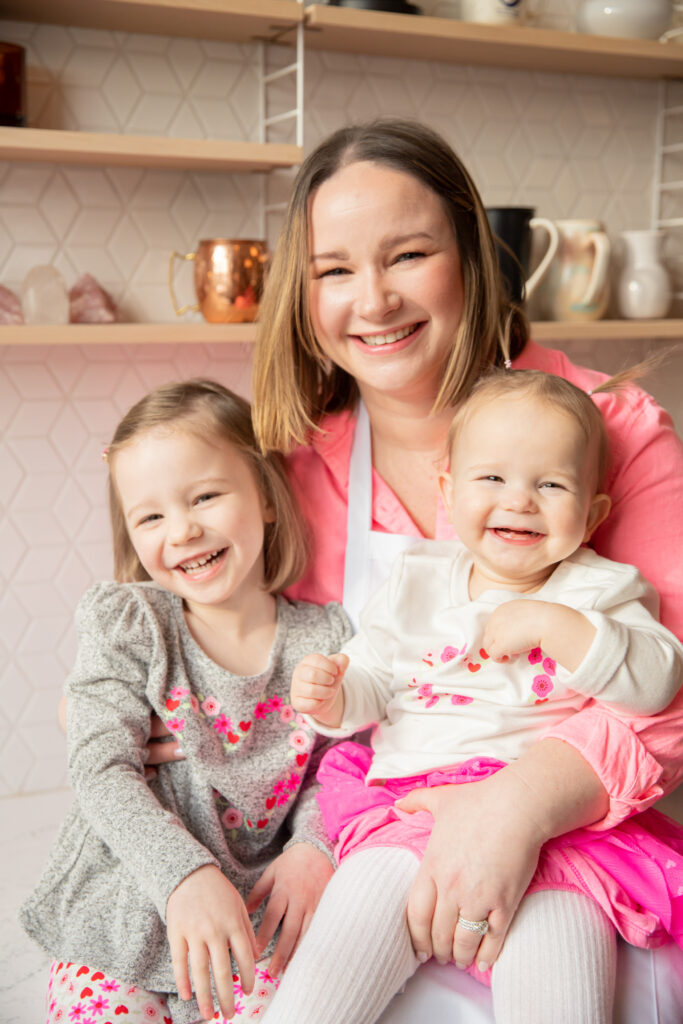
[{"left": 248, "top": 118, "right": 683, "bottom": 1021}]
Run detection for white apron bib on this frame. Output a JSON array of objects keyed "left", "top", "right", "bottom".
[
  {"left": 341, "top": 405, "right": 682, "bottom": 1024},
  {"left": 343, "top": 401, "right": 420, "bottom": 631}
]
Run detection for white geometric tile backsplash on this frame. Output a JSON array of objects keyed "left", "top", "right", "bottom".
[{"left": 1, "top": 5, "right": 682, "bottom": 795}]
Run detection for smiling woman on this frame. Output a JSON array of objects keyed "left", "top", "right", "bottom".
[
  {"left": 250, "top": 117, "right": 683, "bottom": 1024},
  {"left": 308, "top": 161, "right": 464, "bottom": 410}
]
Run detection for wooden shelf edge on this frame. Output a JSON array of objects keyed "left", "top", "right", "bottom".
[
  {"left": 1, "top": 321, "right": 682, "bottom": 348},
  {"left": 0, "top": 128, "right": 302, "bottom": 172},
  {"left": 531, "top": 319, "right": 683, "bottom": 341},
  {"left": 0, "top": 0, "right": 303, "bottom": 44},
  {"left": 304, "top": 5, "right": 683, "bottom": 79},
  {"left": 0, "top": 323, "right": 259, "bottom": 346}
]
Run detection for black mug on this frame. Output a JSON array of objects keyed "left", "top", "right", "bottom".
[{"left": 486, "top": 207, "right": 558, "bottom": 304}]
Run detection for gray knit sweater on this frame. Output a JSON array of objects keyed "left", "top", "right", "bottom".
[{"left": 20, "top": 582, "right": 351, "bottom": 1023}]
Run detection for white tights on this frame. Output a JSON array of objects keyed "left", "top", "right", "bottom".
[{"left": 265, "top": 847, "right": 617, "bottom": 1024}]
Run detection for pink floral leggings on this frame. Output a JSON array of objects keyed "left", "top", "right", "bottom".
[{"left": 45, "top": 957, "right": 280, "bottom": 1023}]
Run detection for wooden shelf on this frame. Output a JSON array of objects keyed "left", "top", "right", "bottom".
[
  {"left": 0, "top": 323, "right": 259, "bottom": 346},
  {"left": 0, "top": 127, "right": 302, "bottom": 172},
  {"left": 0, "top": 0, "right": 303, "bottom": 43},
  {"left": 2, "top": 320, "right": 681, "bottom": 347},
  {"left": 304, "top": 5, "right": 683, "bottom": 79},
  {"left": 531, "top": 319, "right": 683, "bottom": 342}
]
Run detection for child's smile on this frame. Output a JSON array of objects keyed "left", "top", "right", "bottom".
[
  {"left": 113, "top": 425, "right": 273, "bottom": 614},
  {"left": 440, "top": 392, "right": 610, "bottom": 594}
]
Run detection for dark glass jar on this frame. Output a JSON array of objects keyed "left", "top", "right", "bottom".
[{"left": 0, "top": 42, "right": 26, "bottom": 127}]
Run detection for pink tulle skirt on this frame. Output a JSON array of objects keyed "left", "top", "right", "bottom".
[{"left": 317, "top": 742, "right": 683, "bottom": 975}]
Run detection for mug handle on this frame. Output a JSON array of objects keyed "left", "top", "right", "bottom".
[
  {"left": 526, "top": 217, "right": 559, "bottom": 300},
  {"left": 576, "top": 232, "right": 610, "bottom": 310},
  {"left": 168, "top": 250, "right": 199, "bottom": 316}
]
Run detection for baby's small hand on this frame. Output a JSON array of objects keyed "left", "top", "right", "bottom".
[
  {"left": 290, "top": 652, "right": 349, "bottom": 727},
  {"left": 482, "top": 600, "right": 547, "bottom": 661}
]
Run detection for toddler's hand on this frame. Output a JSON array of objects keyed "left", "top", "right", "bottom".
[
  {"left": 166, "top": 864, "right": 256, "bottom": 1021},
  {"left": 246, "top": 843, "right": 334, "bottom": 976},
  {"left": 290, "top": 652, "right": 349, "bottom": 727},
  {"left": 482, "top": 600, "right": 548, "bottom": 661}
]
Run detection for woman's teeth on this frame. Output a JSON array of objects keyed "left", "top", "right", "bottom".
[
  {"left": 180, "top": 549, "right": 223, "bottom": 573},
  {"left": 359, "top": 324, "right": 416, "bottom": 346}
]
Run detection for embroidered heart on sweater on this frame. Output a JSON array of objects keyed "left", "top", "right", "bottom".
[
  {"left": 239, "top": 721, "right": 252, "bottom": 731},
  {"left": 76, "top": 966, "right": 89, "bottom": 977},
  {"left": 467, "top": 663, "right": 481, "bottom": 673},
  {"left": 115, "top": 1008, "right": 129, "bottom": 1016},
  {"left": 257, "top": 818, "right": 269, "bottom": 829},
  {"left": 166, "top": 698, "right": 180, "bottom": 711},
  {"left": 479, "top": 648, "right": 490, "bottom": 660},
  {"left": 80, "top": 987, "right": 93, "bottom": 998},
  {"left": 91, "top": 972, "right": 104, "bottom": 981},
  {"left": 296, "top": 753, "right": 308, "bottom": 766},
  {"left": 266, "top": 796, "right": 276, "bottom": 809},
  {"left": 228, "top": 732, "right": 240, "bottom": 744}
]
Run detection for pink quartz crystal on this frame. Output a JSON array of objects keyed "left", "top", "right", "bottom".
[
  {"left": 0, "top": 284, "right": 24, "bottom": 324},
  {"left": 69, "top": 273, "right": 119, "bottom": 323}
]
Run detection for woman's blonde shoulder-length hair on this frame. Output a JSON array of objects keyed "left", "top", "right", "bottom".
[
  {"left": 252, "top": 117, "right": 529, "bottom": 454},
  {"left": 106, "top": 378, "right": 309, "bottom": 591}
]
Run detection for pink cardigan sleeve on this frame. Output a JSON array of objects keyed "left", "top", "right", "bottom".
[{"left": 543, "top": 385, "right": 683, "bottom": 828}]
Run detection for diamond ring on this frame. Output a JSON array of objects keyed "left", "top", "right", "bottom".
[{"left": 457, "top": 915, "right": 489, "bottom": 936}]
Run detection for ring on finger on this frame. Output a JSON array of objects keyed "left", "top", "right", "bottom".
[{"left": 456, "top": 914, "right": 489, "bottom": 936}]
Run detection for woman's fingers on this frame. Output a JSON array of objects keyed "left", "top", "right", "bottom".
[
  {"left": 149, "top": 713, "right": 173, "bottom": 738},
  {"left": 145, "top": 737, "right": 184, "bottom": 765},
  {"left": 406, "top": 867, "right": 437, "bottom": 962},
  {"left": 429, "top": 882, "right": 462, "bottom": 965}
]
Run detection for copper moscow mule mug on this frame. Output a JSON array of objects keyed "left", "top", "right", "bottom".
[{"left": 169, "top": 239, "right": 268, "bottom": 323}]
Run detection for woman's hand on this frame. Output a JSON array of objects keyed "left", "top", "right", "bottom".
[
  {"left": 246, "top": 843, "right": 335, "bottom": 976},
  {"left": 146, "top": 713, "right": 185, "bottom": 765},
  {"left": 396, "top": 739, "right": 609, "bottom": 972},
  {"left": 397, "top": 773, "right": 545, "bottom": 972},
  {"left": 166, "top": 864, "right": 256, "bottom": 1021}
]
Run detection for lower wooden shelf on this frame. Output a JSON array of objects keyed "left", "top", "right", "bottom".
[
  {"left": 0, "top": 323, "right": 259, "bottom": 345},
  {"left": 1, "top": 320, "right": 681, "bottom": 347}
]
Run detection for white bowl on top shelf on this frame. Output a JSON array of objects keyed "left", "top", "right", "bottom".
[{"left": 576, "top": 0, "right": 673, "bottom": 39}]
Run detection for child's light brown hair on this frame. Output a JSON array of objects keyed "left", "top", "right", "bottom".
[
  {"left": 106, "top": 378, "right": 309, "bottom": 591},
  {"left": 446, "top": 365, "right": 648, "bottom": 493}
]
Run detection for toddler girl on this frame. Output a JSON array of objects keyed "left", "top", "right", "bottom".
[
  {"left": 269, "top": 367, "right": 683, "bottom": 1024},
  {"left": 20, "top": 379, "right": 351, "bottom": 1024}
]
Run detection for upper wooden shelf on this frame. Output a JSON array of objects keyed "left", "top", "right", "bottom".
[
  {"left": 304, "top": 5, "right": 683, "bottom": 79},
  {"left": 0, "top": 0, "right": 303, "bottom": 43},
  {"left": 2, "top": 320, "right": 682, "bottom": 347},
  {"left": 0, "top": 127, "right": 302, "bottom": 171}
]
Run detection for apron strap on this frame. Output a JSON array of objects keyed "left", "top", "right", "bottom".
[{"left": 343, "top": 402, "right": 372, "bottom": 629}]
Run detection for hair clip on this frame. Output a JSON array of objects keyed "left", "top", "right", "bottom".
[
  {"left": 504, "top": 359, "right": 512, "bottom": 370},
  {"left": 586, "top": 389, "right": 593, "bottom": 397},
  {"left": 101, "top": 447, "right": 110, "bottom": 462}
]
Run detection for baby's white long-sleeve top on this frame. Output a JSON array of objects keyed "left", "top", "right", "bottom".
[{"left": 312, "top": 542, "right": 683, "bottom": 781}]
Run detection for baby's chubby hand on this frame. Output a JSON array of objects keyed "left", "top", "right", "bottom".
[
  {"left": 290, "top": 652, "right": 349, "bottom": 728},
  {"left": 482, "top": 600, "right": 548, "bottom": 662}
]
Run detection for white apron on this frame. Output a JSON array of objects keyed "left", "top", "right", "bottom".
[
  {"left": 341, "top": 403, "right": 683, "bottom": 1024},
  {"left": 343, "top": 401, "right": 420, "bottom": 631}
]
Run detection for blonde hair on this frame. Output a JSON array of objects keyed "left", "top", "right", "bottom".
[
  {"left": 252, "top": 117, "right": 529, "bottom": 454},
  {"left": 446, "top": 364, "right": 653, "bottom": 491},
  {"left": 106, "top": 379, "right": 309, "bottom": 591}
]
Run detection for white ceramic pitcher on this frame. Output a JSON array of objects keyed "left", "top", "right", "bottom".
[{"left": 535, "top": 219, "right": 611, "bottom": 322}]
